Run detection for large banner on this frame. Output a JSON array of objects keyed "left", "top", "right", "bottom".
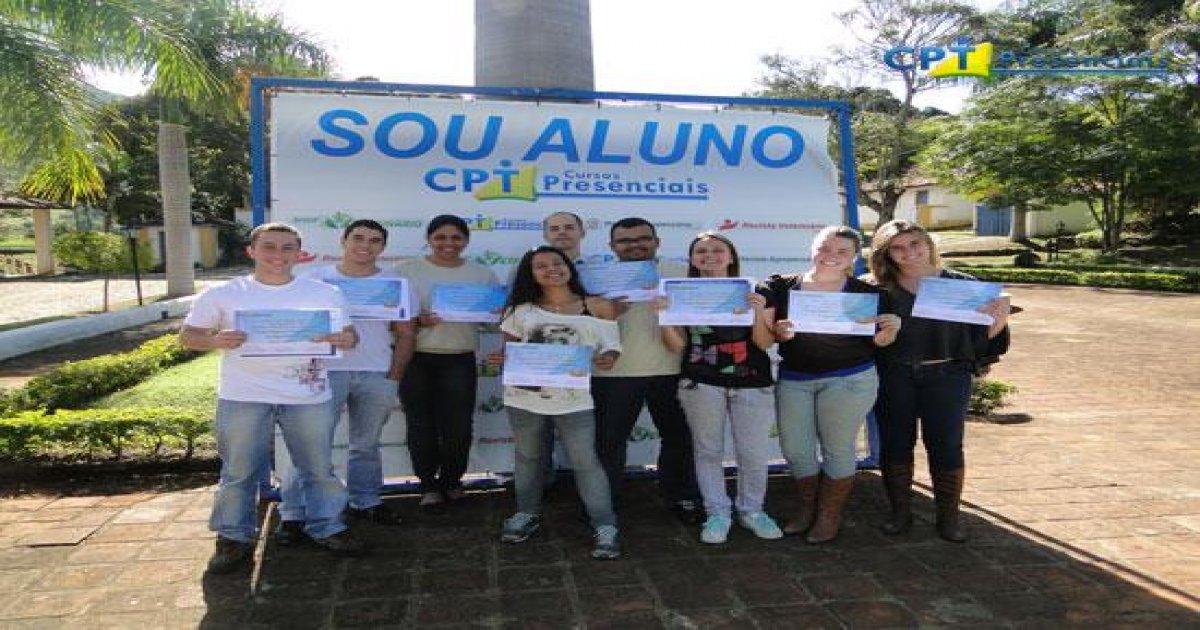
[{"left": 265, "top": 88, "right": 848, "bottom": 481}]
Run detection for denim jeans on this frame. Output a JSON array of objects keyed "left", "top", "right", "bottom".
[
  {"left": 278, "top": 370, "right": 398, "bottom": 520},
  {"left": 875, "top": 361, "right": 973, "bottom": 474},
  {"left": 399, "top": 352, "right": 477, "bottom": 492},
  {"left": 507, "top": 406, "right": 616, "bottom": 528},
  {"left": 592, "top": 375, "right": 700, "bottom": 505},
  {"left": 210, "top": 398, "right": 347, "bottom": 542},
  {"left": 678, "top": 381, "right": 775, "bottom": 516},
  {"left": 776, "top": 367, "right": 879, "bottom": 480}
]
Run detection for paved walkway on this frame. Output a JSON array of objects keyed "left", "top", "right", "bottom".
[
  {"left": 0, "top": 269, "right": 242, "bottom": 327},
  {"left": 1, "top": 284, "right": 1198, "bottom": 628}
]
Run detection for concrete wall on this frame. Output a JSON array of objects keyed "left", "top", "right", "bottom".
[
  {"left": 475, "top": 0, "right": 594, "bottom": 90},
  {"left": 1026, "top": 201, "right": 1093, "bottom": 236},
  {"left": 858, "top": 184, "right": 974, "bottom": 230},
  {"left": 0, "top": 297, "right": 195, "bottom": 362}
]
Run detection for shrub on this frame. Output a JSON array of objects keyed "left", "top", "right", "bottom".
[
  {"left": 949, "top": 264, "right": 1199, "bottom": 293},
  {"left": 970, "top": 379, "right": 1017, "bottom": 416},
  {"left": 0, "top": 334, "right": 201, "bottom": 414},
  {"left": 0, "top": 407, "right": 212, "bottom": 460},
  {"left": 1073, "top": 228, "right": 1104, "bottom": 249}
]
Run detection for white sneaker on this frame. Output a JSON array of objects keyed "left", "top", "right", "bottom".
[
  {"left": 738, "top": 511, "right": 783, "bottom": 540},
  {"left": 700, "top": 515, "right": 733, "bottom": 544}
]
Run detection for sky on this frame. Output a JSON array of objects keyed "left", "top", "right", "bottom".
[{"left": 92, "top": 0, "right": 1005, "bottom": 113}]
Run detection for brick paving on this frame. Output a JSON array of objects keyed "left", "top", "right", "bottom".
[{"left": 1, "top": 283, "right": 1198, "bottom": 628}]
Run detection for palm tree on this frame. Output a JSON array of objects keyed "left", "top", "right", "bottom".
[
  {"left": 0, "top": 0, "right": 217, "bottom": 203},
  {"left": 1, "top": 0, "right": 329, "bottom": 295},
  {"left": 155, "top": 0, "right": 329, "bottom": 296}
]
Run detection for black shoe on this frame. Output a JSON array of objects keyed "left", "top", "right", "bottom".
[
  {"left": 670, "top": 499, "right": 706, "bottom": 526},
  {"left": 311, "top": 529, "right": 370, "bottom": 557},
  {"left": 347, "top": 504, "right": 403, "bottom": 526},
  {"left": 272, "top": 520, "right": 308, "bottom": 547},
  {"left": 207, "top": 537, "right": 253, "bottom": 574}
]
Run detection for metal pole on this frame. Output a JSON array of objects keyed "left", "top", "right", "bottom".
[{"left": 129, "top": 233, "right": 144, "bottom": 306}]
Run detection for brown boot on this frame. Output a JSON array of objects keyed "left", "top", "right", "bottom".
[
  {"left": 782, "top": 475, "right": 819, "bottom": 535},
  {"left": 879, "top": 463, "right": 914, "bottom": 535},
  {"left": 932, "top": 468, "right": 968, "bottom": 543},
  {"left": 806, "top": 475, "right": 854, "bottom": 544}
]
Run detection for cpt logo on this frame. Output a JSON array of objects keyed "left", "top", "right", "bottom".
[{"left": 883, "top": 39, "right": 994, "bottom": 79}]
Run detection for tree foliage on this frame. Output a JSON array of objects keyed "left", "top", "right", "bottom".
[
  {"left": 0, "top": 0, "right": 220, "bottom": 203},
  {"left": 918, "top": 0, "right": 1200, "bottom": 250}
]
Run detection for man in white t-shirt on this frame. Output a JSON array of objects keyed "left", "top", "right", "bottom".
[
  {"left": 180, "top": 223, "right": 364, "bottom": 574},
  {"left": 276, "top": 220, "right": 414, "bottom": 539}
]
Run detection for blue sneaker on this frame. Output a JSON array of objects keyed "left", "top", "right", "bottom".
[
  {"left": 591, "top": 525, "right": 621, "bottom": 560},
  {"left": 738, "top": 511, "right": 783, "bottom": 540},
  {"left": 500, "top": 512, "right": 541, "bottom": 543},
  {"left": 700, "top": 515, "right": 732, "bottom": 544}
]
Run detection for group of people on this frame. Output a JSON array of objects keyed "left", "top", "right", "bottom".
[{"left": 182, "top": 211, "right": 1010, "bottom": 575}]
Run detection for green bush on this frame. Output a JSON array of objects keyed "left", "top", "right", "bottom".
[
  {"left": 0, "top": 407, "right": 212, "bottom": 460},
  {"left": 970, "top": 379, "right": 1017, "bottom": 416},
  {"left": 0, "top": 334, "right": 201, "bottom": 414},
  {"left": 949, "top": 264, "right": 1199, "bottom": 293},
  {"left": 1073, "top": 228, "right": 1104, "bottom": 248}
]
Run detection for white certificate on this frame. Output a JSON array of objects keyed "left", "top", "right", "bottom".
[
  {"left": 430, "top": 283, "right": 507, "bottom": 323},
  {"left": 788, "top": 291, "right": 879, "bottom": 336},
  {"left": 502, "top": 342, "right": 593, "bottom": 389},
  {"left": 234, "top": 308, "right": 343, "bottom": 358},
  {"left": 578, "top": 260, "right": 660, "bottom": 302},
  {"left": 912, "top": 277, "right": 1002, "bottom": 325},
  {"left": 658, "top": 277, "right": 754, "bottom": 326},
  {"left": 327, "top": 278, "right": 411, "bottom": 321}
]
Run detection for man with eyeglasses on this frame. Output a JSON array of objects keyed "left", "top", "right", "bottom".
[{"left": 592, "top": 217, "right": 703, "bottom": 524}]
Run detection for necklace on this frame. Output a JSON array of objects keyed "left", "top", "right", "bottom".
[{"left": 539, "top": 297, "right": 581, "bottom": 314}]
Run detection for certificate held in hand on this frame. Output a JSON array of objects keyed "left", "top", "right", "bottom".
[
  {"left": 328, "top": 278, "right": 411, "bottom": 321},
  {"left": 502, "top": 342, "right": 593, "bottom": 389},
  {"left": 578, "top": 260, "right": 660, "bottom": 302},
  {"left": 658, "top": 278, "right": 754, "bottom": 326},
  {"left": 430, "top": 283, "right": 507, "bottom": 323},
  {"left": 788, "top": 291, "right": 879, "bottom": 336},
  {"left": 234, "top": 308, "right": 342, "bottom": 357},
  {"left": 912, "top": 277, "right": 1002, "bottom": 326}
]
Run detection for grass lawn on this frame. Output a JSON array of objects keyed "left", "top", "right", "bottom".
[{"left": 94, "top": 352, "right": 218, "bottom": 416}]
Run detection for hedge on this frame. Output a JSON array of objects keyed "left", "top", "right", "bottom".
[
  {"left": 0, "top": 334, "right": 200, "bottom": 414},
  {"left": 0, "top": 407, "right": 211, "bottom": 460},
  {"left": 949, "top": 264, "right": 1199, "bottom": 293}
]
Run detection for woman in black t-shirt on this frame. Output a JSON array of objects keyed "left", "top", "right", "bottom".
[
  {"left": 868, "top": 220, "right": 1010, "bottom": 542},
  {"left": 763, "top": 225, "right": 900, "bottom": 543},
  {"left": 660, "top": 231, "right": 783, "bottom": 544}
]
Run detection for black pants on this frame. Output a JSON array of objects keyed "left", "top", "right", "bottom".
[
  {"left": 399, "top": 352, "right": 477, "bottom": 492},
  {"left": 592, "top": 375, "right": 700, "bottom": 505},
  {"left": 875, "top": 361, "right": 973, "bottom": 474}
]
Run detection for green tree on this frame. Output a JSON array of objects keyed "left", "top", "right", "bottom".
[
  {"left": 153, "top": 0, "right": 329, "bottom": 296},
  {"left": 834, "top": 0, "right": 983, "bottom": 223},
  {"left": 0, "top": 0, "right": 218, "bottom": 203},
  {"left": 754, "top": 56, "right": 946, "bottom": 225},
  {"left": 53, "top": 230, "right": 149, "bottom": 312},
  {"left": 918, "top": 81, "right": 1068, "bottom": 242}
]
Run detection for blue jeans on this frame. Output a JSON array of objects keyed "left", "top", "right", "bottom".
[
  {"left": 399, "top": 352, "right": 477, "bottom": 492},
  {"left": 876, "top": 361, "right": 973, "bottom": 474},
  {"left": 776, "top": 367, "right": 879, "bottom": 480},
  {"left": 678, "top": 381, "right": 775, "bottom": 516},
  {"left": 211, "top": 399, "right": 347, "bottom": 542},
  {"left": 507, "top": 407, "right": 616, "bottom": 528},
  {"left": 278, "top": 370, "right": 397, "bottom": 520},
  {"left": 591, "top": 375, "right": 700, "bottom": 505}
]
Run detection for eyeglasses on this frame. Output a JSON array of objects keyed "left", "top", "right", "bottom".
[{"left": 612, "top": 236, "right": 655, "bottom": 246}]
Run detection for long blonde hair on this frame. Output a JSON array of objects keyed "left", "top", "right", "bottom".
[{"left": 868, "top": 220, "right": 940, "bottom": 289}]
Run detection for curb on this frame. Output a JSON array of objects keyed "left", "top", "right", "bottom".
[{"left": 0, "top": 297, "right": 195, "bottom": 362}]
